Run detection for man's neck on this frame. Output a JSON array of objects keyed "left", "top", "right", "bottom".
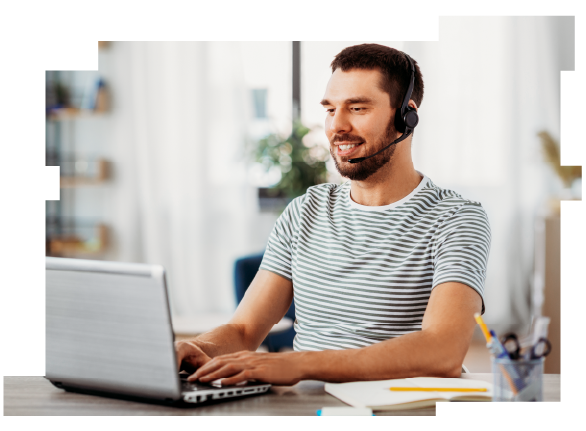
[{"left": 349, "top": 144, "right": 422, "bottom": 207}]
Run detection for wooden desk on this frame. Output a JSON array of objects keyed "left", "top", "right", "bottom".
[{"left": 3, "top": 373, "right": 560, "bottom": 416}]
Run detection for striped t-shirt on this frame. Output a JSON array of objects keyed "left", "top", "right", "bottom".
[{"left": 259, "top": 174, "right": 491, "bottom": 352}]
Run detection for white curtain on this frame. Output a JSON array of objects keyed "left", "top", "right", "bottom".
[
  {"left": 407, "top": 17, "right": 573, "bottom": 324},
  {"left": 103, "top": 42, "right": 258, "bottom": 317}
]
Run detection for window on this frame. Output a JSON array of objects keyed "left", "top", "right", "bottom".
[{"left": 251, "top": 88, "right": 268, "bottom": 119}]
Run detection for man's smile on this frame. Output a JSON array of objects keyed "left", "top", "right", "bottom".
[{"left": 335, "top": 141, "right": 364, "bottom": 156}]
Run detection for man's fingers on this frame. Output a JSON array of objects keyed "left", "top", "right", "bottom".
[
  {"left": 191, "top": 353, "right": 212, "bottom": 367},
  {"left": 194, "top": 362, "right": 237, "bottom": 382},
  {"left": 176, "top": 342, "right": 194, "bottom": 370},
  {"left": 195, "top": 363, "right": 245, "bottom": 382},
  {"left": 191, "top": 357, "right": 225, "bottom": 379},
  {"left": 176, "top": 342, "right": 212, "bottom": 372},
  {"left": 218, "top": 371, "right": 253, "bottom": 386},
  {"left": 181, "top": 353, "right": 211, "bottom": 373}
]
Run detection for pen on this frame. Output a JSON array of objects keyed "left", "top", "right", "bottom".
[
  {"left": 488, "top": 330, "right": 510, "bottom": 359},
  {"left": 488, "top": 333, "right": 521, "bottom": 394},
  {"left": 474, "top": 313, "right": 519, "bottom": 394},
  {"left": 474, "top": 313, "right": 509, "bottom": 360}
]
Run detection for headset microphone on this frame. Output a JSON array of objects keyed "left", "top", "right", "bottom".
[{"left": 348, "top": 53, "right": 419, "bottom": 164}]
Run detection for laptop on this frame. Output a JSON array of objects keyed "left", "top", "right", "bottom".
[{"left": 45, "top": 257, "right": 271, "bottom": 404}]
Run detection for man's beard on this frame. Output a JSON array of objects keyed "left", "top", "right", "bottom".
[{"left": 330, "top": 117, "right": 397, "bottom": 181}]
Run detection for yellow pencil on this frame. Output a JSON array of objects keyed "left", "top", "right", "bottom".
[
  {"left": 474, "top": 312, "right": 492, "bottom": 343},
  {"left": 390, "top": 387, "right": 488, "bottom": 392},
  {"left": 473, "top": 314, "right": 519, "bottom": 395}
]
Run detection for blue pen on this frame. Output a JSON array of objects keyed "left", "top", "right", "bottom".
[
  {"left": 488, "top": 329, "right": 527, "bottom": 392},
  {"left": 488, "top": 330, "right": 510, "bottom": 359}
]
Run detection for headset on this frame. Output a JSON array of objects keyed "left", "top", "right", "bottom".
[{"left": 348, "top": 52, "right": 419, "bottom": 164}]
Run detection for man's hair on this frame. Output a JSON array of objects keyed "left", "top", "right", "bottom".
[{"left": 331, "top": 44, "right": 424, "bottom": 110}]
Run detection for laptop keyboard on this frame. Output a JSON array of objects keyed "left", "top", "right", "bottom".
[
  {"left": 178, "top": 373, "right": 270, "bottom": 403},
  {"left": 181, "top": 380, "right": 208, "bottom": 391},
  {"left": 179, "top": 373, "right": 249, "bottom": 391},
  {"left": 179, "top": 374, "right": 215, "bottom": 391}
]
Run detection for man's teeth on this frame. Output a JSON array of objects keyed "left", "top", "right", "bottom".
[{"left": 339, "top": 143, "right": 361, "bottom": 150}]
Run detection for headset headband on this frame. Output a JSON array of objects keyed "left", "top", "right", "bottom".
[{"left": 400, "top": 54, "right": 415, "bottom": 122}]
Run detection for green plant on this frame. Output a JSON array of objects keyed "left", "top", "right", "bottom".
[
  {"left": 252, "top": 121, "right": 329, "bottom": 199},
  {"left": 538, "top": 131, "right": 581, "bottom": 188}
]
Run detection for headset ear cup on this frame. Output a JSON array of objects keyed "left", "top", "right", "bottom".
[{"left": 404, "top": 109, "right": 419, "bottom": 129}]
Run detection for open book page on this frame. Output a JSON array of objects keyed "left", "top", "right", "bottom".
[
  {"left": 394, "top": 377, "right": 492, "bottom": 401},
  {"left": 325, "top": 377, "right": 493, "bottom": 410}
]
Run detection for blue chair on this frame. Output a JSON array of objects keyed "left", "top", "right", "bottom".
[{"left": 233, "top": 252, "right": 296, "bottom": 352}]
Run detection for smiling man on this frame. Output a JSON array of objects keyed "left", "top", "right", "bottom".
[{"left": 175, "top": 44, "right": 491, "bottom": 385}]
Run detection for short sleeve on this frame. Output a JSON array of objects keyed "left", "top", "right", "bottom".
[
  {"left": 432, "top": 203, "right": 491, "bottom": 314},
  {"left": 259, "top": 197, "right": 303, "bottom": 281}
]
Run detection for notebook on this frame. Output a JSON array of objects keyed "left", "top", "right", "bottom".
[{"left": 325, "top": 377, "right": 493, "bottom": 411}]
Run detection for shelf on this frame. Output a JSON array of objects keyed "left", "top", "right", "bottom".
[
  {"left": 47, "top": 108, "right": 106, "bottom": 121},
  {"left": 58, "top": 159, "right": 110, "bottom": 187},
  {"left": 45, "top": 71, "right": 112, "bottom": 260},
  {"left": 60, "top": 177, "right": 106, "bottom": 188},
  {"left": 47, "top": 224, "right": 108, "bottom": 257}
]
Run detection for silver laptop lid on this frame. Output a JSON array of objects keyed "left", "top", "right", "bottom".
[{"left": 46, "top": 257, "right": 182, "bottom": 400}]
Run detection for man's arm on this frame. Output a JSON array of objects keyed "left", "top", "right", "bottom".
[
  {"left": 175, "top": 269, "right": 293, "bottom": 370},
  {"left": 299, "top": 281, "right": 481, "bottom": 381},
  {"left": 190, "top": 281, "right": 481, "bottom": 384}
]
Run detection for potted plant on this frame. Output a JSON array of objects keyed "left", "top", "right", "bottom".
[{"left": 252, "top": 121, "right": 330, "bottom": 210}]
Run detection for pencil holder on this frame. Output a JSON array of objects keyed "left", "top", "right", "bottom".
[{"left": 491, "top": 356, "right": 544, "bottom": 402}]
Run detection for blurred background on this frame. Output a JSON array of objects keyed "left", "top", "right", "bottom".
[{"left": 45, "top": 17, "right": 580, "bottom": 371}]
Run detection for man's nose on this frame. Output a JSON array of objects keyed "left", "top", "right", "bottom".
[{"left": 328, "top": 111, "right": 351, "bottom": 136}]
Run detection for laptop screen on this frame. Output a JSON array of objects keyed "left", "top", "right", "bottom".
[{"left": 46, "top": 257, "right": 181, "bottom": 400}]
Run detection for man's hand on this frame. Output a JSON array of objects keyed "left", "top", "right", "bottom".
[
  {"left": 175, "top": 340, "right": 212, "bottom": 373},
  {"left": 188, "top": 351, "right": 304, "bottom": 386}
]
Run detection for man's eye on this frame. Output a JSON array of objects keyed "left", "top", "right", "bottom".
[
  {"left": 326, "top": 108, "right": 335, "bottom": 114},
  {"left": 352, "top": 107, "right": 364, "bottom": 112}
]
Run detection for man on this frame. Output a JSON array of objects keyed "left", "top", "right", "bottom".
[{"left": 175, "top": 44, "right": 490, "bottom": 385}]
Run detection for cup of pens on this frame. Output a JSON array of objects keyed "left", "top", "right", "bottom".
[
  {"left": 492, "top": 356, "right": 544, "bottom": 402},
  {"left": 475, "top": 314, "right": 551, "bottom": 402}
]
